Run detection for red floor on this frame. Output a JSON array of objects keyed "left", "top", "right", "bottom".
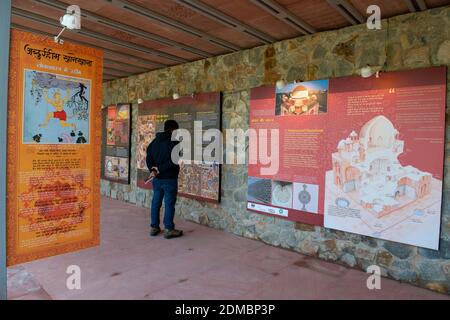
[{"left": 8, "top": 197, "right": 450, "bottom": 300}]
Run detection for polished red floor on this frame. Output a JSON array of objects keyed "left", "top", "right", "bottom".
[{"left": 8, "top": 197, "right": 450, "bottom": 300}]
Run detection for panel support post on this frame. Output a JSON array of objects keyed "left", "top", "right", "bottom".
[{"left": 0, "top": 0, "right": 12, "bottom": 301}]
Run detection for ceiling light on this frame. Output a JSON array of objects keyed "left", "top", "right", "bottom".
[
  {"left": 55, "top": 5, "right": 81, "bottom": 44},
  {"left": 276, "top": 79, "right": 287, "bottom": 89},
  {"left": 360, "top": 65, "right": 374, "bottom": 78}
]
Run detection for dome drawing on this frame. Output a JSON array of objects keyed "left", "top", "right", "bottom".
[
  {"left": 360, "top": 115, "right": 396, "bottom": 149},
  {"left": 290, "top": 85, "right": 309, "bottom": 99},
  {"left": 337, "top": 139, "right": 346, "bottom": 149}
]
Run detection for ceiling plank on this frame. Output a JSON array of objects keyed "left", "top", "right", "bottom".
[
  {"left": 326, "top": 0, "right": 364, "bottom": 25},
  {"left": 31, "top": 0, "right": 212, "bottom": 58},
  {"left": 174, "top": 0, "right": 275, "bottom": 44},
  {"left": 247, "top": 0, "right": 316, "bottom": 35},
  {"left": 107, "top": 0, "right": 240, "bottom": 51},
  {"left": 416, "top": 0, "right": 428, "bottom": 11},
  {"left": 10, "top": 23, "right": 161, "bottom": 70},
  {"left": 404, "top": 0, "right": 417, "bottom": 11},
  {"left": 404, "top": 0, "right": 428, "bottom": 12},
  {"left": 103, "top": 58, "right": 147, "bottom": 74},
  {"left": 103, "top": 72, "right": 120, "bottom": 79},
  {"left": 11, "top": 7, "right": 188, "bottom": 64},
  {"left": 103, "top": 67, "right": 133, "bottom": 77}
]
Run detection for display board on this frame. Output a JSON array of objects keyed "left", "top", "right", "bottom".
[
  {"left": 248, "top": 80, "right": 329, "bottom": 226},
  {"left": 101, "top": 104, "right": 131, "bottom": 184},
  {"left": 324, "top": 67, "right": 446, "bottom": 250},
  {"left": 137, "top": 93, "right": 221, "bottom": 203},
  {"left": 7, "top": 30, "right": 103, "bottom": 265},
  {"left": 248, "top": 67, "right": 446, "bottom": 249}
]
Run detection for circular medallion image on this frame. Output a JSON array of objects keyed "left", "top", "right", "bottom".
[
  {"left": 271, "top": 181, "right": 293, "bottom": 209},
  {"left": 298, "top": 184, "right": 311, "bottom": 211}
]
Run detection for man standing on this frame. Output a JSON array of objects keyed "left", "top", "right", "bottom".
[{"left": 146, "top": 120, "right": 183, "bottom": 239}]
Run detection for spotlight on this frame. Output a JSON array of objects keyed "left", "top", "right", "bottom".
[
  {"left": 173, "top": 93, "right": 180, "bottom": 100},
  {"left": 276, "top": 79, "right": 287, "bottom": 89},
  {"left": 360, "top": 65, "right": 374, "bottom": 78},
  {"left": 137, "top": 98, "right": 144, "bottom": 104},
  {"left": 55, "top": 5, "right": 81, "bottom": 44}
]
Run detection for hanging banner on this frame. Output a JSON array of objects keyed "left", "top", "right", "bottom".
[{"left": 7, "top": 30, "right": 103, "bottom": 265}]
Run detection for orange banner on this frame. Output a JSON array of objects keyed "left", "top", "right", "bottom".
[{"left": 7, "top": 30, "right": 103, "bottom": 265}]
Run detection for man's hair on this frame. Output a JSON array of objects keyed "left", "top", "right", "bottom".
[{"left": 164, "top": 120, "right": 179, "bottom": 132}]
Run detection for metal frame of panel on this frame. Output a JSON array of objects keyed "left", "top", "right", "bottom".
[{"left": 0, "top": 0, "right": 11, "bottom": 302}]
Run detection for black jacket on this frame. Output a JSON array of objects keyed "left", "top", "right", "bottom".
[{"left": 146, "top": 132, "right": 180, "bottom": 179}]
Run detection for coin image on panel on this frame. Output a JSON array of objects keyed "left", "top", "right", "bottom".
[
  {"left": 293, "top": 183, "right": 319, "bottom": 214},
  {"left": 298, "top": 184, "right": 311, "bottom": 211},
  {"left": 271, "top": 180, "right": 293, "bottom": 209}
]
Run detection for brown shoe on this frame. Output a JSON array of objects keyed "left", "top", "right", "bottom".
[
  {"left": 164, "top": 229, "right": 183, "bottom": 239},
  {"left": 150, "top": 227, "right": 161, "bottom": 236}
]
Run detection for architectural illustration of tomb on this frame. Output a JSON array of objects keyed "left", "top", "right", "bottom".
[{"left": 331, "top": 115, "right": 431, "bottom": 217}]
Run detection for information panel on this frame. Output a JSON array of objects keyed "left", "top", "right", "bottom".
[
  {"left": 248, "top": 67, "right": 446, "bottom": 249},
  {"left": 7, "top": 30, "right": 103, "bottom": 265},
  {"left": 324, "top": 67, "right": 446, "bottom": 250},
  {"left": 101, "top": 104, "right": 131, "bottom": 184},
  {"left": 137, "top": 93, "right": 221, "bottom": 203},
  {"left": 248, "top": 80, "right": 329, "bottom": 226}
]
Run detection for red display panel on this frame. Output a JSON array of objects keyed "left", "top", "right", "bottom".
[{"left": 248, "top": 66, "right": 446, "bottom": 248}]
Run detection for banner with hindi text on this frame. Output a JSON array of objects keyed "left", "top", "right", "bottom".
[{"left": 7, "top": 30, "right": 103, "bottom": 265}]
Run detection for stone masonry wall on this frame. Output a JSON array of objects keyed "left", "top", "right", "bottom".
[{"left": 101, "top": 7, "right": 450, "bottom": 294}]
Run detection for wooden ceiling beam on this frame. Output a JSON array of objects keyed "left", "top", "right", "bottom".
[
  {"left": 103, "top": 73, "right": 119, "bottom": 80},
  {"left": 107, "top": 0, "right": 240, "bottom": 51},
  {"left": 404, "top": 0, "right": 428, "bottom": 12},
  {"left": 30, "top": 0, "right": 212, "bottom": 59},
  {"left": 10, "top": 23, "right": 161, "bottom": 70},
  {"left": 174, "top": 0, "right": 275, "bottom": 44},
  {"left": 103, "top": 58, "right": 147, "bottom": 74},
  {"left": 247, "top": 0, "right": 316, "bottom": 35},
  {"left": 103, "top": 67, "right": 133, "bottom": 77},
  {"left": 11, "top": 7, "right": 188, "bottom": 64},
  {"left": 326, "top": 0, "right": 364, "bottom": 25}
]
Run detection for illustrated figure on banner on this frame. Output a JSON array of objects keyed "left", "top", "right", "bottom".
[
  {"left": 24, "top": 70, "right": 90, "bottom": 144},
  {"left": 40, "top": 88, "right": 75, "bottom": 130}
]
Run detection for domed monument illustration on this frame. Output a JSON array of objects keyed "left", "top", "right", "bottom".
[{"left": 331, "top": 115, "right": 432, "bottom": 218}]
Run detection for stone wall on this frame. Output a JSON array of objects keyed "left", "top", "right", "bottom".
[{"left": 101, "top": 7, "right": 450, "bottom": 294}]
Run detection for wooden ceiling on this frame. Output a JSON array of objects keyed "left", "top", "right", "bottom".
[{"left": 10, "top": 0, "right": 450, "bottom": 82}]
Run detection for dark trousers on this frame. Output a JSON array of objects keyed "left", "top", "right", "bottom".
[{"left": 151, "top": 178, "right": 178, "bottom": 230}]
